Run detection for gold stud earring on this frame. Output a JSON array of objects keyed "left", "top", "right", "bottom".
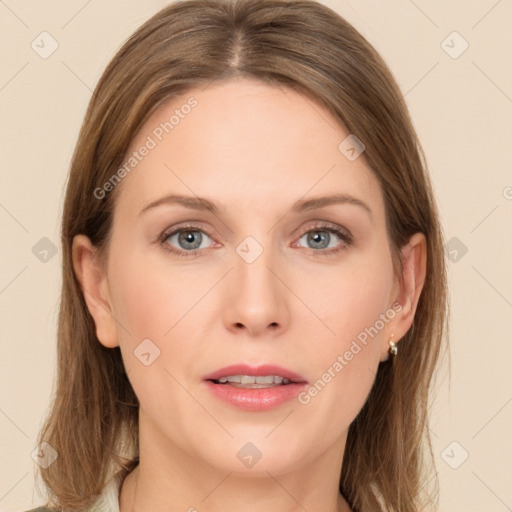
[{"left": 388, "top": 334, "right": 398, "bottom": 356}]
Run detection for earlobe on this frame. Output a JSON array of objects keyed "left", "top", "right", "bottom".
[
  {"left": 71, "top": 234, "right": 119, "bottom": 348},
  {"left": 380, "top": 232, "right": 427, "bottom": 361}
]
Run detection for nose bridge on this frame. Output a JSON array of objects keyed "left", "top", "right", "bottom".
[
  {"left": 224, "top": 231, "right": 288, "bottom": 333},
  {"left": 234, "top": 233, "right": 279, "bottom": 300}
]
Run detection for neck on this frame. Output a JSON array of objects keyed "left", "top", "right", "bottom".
[
  {"left": 120, "top": 458, "right": 352, "bottom": 512},
  {"left": 118, "top": 413, "right": 352, "bottom": 512}
]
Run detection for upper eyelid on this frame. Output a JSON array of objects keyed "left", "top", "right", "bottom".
[{"left": 160, "top": 222, "right": 214, "bottom": 241}]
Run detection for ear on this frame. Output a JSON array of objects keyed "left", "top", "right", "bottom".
[
  {"left": 380, "top": 232, "right": 427, "bottom": 362},
  {"left": 71, "top": 234, "right": 119, "bottom": 348}
]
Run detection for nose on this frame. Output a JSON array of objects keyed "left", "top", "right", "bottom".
[{"left": 222, "top": 239, "right": 290, "bottom": 337}]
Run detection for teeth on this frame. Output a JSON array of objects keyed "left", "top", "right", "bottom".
[{"left": 216, "top": 375, "right": 291, "bottom": 385}]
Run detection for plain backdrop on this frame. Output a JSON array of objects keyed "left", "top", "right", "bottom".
[{"left": 1, "top": 1, "right": 511, "bottom": 511}]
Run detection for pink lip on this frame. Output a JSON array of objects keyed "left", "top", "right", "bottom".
[
  {"left": 202, "top": 364, "right": 307, "bottom": 383},
  {"left": 203, "top": 381, "right": 307, "bottom": 411},
  {"left": 201, "top": 364, "right": 308, "bottom": 412}
]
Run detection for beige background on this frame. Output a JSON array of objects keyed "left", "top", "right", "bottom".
[{"left": 1, "top": 1, "right": 511, "bottom": 511}]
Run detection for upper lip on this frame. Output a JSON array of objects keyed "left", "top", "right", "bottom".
[{"left": 203, "top": 364, "right": 308, "bottom": 383}]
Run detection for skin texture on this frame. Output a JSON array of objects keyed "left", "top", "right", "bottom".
[{"left": 72, "top": 76, "right": 426, "bottom": 512}]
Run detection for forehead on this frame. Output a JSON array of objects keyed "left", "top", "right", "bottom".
[{"left": 114, "top": 76, "right": 382, "bottom": 219}]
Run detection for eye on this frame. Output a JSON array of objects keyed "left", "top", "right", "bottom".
[
  {"left": 294, "top": 222, "right": 352, "bottom": 255},
  {"left": 160, "top": 224, "right": 215, "bottom": 257},
  {"left": 159, "top": 221, "right": 352, "bottom": 258}
]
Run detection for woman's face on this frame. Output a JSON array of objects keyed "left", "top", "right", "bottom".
[{"left": 75, "top": 76, "right": 422, "bottom": 477}]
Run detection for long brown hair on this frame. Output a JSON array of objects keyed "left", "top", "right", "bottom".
[{"left": 36, "top": 1, "right": 449, "bottom": 510}]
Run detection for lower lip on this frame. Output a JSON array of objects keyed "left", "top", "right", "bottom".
[{"left": 203, "top": 380, "right": 307, "bottom": 411}]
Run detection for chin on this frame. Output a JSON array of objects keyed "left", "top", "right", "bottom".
[{"left": 192, "top": 434, "right": 310, "bottom": 477}]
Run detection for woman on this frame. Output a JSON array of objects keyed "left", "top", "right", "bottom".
[{"left": 27, "top": 0, "right": 448, "bottom": 511}]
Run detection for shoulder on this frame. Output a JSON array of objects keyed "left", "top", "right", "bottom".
[
  {"left": 20, "top": 472, "right": 123, "bottom": 512},
  {"left": 21, "top": 508, "right": 54, "bottom": 512}
]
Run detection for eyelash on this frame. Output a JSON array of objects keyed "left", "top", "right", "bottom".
[{"left": 159, "top": 221, "right": 353, "bottom": 258}]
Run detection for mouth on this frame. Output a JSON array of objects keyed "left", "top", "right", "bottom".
[
  {"left": 203, "top": 364, "right": 308, "bottom": 388},
  {"left": 210, "top": 374, "right": 295, "bottom": 388},
  {"left": 202, "top": 364, "right": 308, "bottom": 410}
]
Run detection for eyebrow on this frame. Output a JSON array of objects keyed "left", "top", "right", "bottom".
[
  {"left": 291, "top": 194, "right": 372, "bottom": 220},
  {"left": 138, "top": 193, "right": 373, "bottom": 220}
]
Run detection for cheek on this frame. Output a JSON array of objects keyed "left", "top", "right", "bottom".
[
  {"left": 301, "top": 248, "right": 394, "bottom": 345},
  {"left": 111, "top": 270, "right": 173, "bottom": 340},
  {"left": 108, "top": 244, "right": 202, "bottom": 341},
  {"left": 107, "top": 245, "right": 218, "bottom": 386},
  {"left": 298, "top": 252, "right": 394, "bottom": 421},
  {"left": 106, "top": 250, "right": 204, "bottom": 421}
]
